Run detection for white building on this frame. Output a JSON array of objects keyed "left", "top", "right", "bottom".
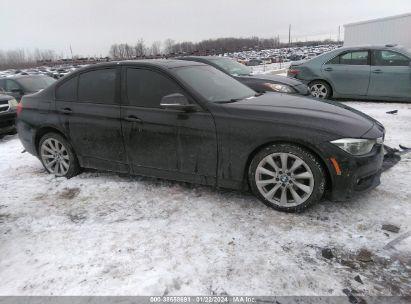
[{"left": 344, "top": 13, "right": 411, "bottom": 49}]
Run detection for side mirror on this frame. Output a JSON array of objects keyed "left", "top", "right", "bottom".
[{"left": 160, "top": 93, "right": 197, "bottom": 112}]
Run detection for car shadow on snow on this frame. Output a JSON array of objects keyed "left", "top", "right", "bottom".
[{"left": 74, "top": 167, "right": 370, "bottom": 218}]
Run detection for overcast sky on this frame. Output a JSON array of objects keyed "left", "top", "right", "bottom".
[{"left": 1, "top": 0, "right": 410, "bottom": 56}]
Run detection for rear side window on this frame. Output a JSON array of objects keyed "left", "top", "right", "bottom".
[
  {"left": 56, "top": 76, "right": 77, "bottom": 101},
  {"left": 373, "top": 50, "right": 410, "bottom": 66},
  {"left": 327, "top": 51, "right": 369, "bottom": 65},
  {"left": 126, "top": 68, "right": 183, "bottom": 108},
  {"left": 78, "top": 69, "right": 116, "bottom": 104}
]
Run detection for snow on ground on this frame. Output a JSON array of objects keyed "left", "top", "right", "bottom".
[{"left": 0, "top": 102, "right": 410, "bottom": 296}]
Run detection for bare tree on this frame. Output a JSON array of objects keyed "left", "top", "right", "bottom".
[
  {"left": 149, "top": 41, "right": 162, "bottom": 56},
  {"left": 163, "top": 39, "right": 175, "bottom": 55},
  {"left": 134, "top": 39, "right": 146, "bottom": 58}
]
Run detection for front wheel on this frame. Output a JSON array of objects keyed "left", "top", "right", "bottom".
[
  {"left": 39, "top": 133, "right": 80, "bottom": 178},
  {"left": 249, "top": 144, "right": 326, "bottom": 212},
  {"left": 309, "top": 81, "right": 332, "bottom": 99}
]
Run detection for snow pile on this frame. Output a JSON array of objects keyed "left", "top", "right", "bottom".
[{"left": 0, "top": 102, "right": 410, "bottom": 296}]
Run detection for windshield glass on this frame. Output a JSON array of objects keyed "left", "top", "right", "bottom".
[
  {"left": 210, "top": 58, "right": 252, "bottom": 76},
  {"left": 174, "top": 65, "right": 255, "bottom": 103},
  {"left": 17, "top": 76, "right": 56, "bottom": 92}
]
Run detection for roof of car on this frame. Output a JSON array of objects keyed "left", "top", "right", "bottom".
[
  {"left": 117, "top": 59, "right": 207, "bottom": 69},
  {"left": 55, "top": 60, "right": 206, "bottom": 75},
  {"left": 339, "top": 45, "right": 407, "bottom": 51}
]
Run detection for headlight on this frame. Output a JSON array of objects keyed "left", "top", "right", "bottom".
[
  {"left": 263, "top": 83, "right": 294, "bottom": 93},
  {"left": 8, "top": 98, "right": 18, "bottom": 110},
  {"left": 330, "top": 138, "right": 383, "bottom": 155}
]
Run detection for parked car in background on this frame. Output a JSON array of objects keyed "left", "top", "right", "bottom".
[
  {"left": 246, "top": 59, "right": 263, "bottom": 66},
  {"left": 17, "top": 60, "right": 385, "bottom": 212},
  {"left": 288, "top": 45, "right": 411, "bottom": 101},
  {"left": 0, "top": 75, "right": 55, "bottom": 101},
  {"left": 0, "top": 92, "right": 18, "bottom": 137},
  {"left": 178, "top": 56, "right": 309, "bottom": 95}
]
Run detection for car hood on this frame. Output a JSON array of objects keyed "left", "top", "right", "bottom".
[
  {"left": 222, "top": 93, "right": 379, "bottom": 138},
  {"left": 242, "top": 74, "right": 304, "bottom": 87},
  {"left": 0, "top": 94, "right": 13, "bottom": 102}
]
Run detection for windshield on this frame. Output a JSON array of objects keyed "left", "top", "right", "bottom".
[
  {"left": 174, "top": 65, "right": 255, "bottom": 103},
  {"left": 210, "top": 58, "right": 252, "bottom": 76},
  {"left": 17, "top": 76, "right": 56, "bottom": 92}
]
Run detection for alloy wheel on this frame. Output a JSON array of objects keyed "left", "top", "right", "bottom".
[
  {"left": 255, "top": 152, "right": 314, "bottom": 207},
  {"left": 310, "top": 84, "right": 328, "bottom": 98},
  {"left": 40, "top": 138, "right": 70, "bottom": 176}
]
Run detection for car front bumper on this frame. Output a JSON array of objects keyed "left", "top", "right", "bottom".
[
  {"left": 323, "top": 143, "right": 385, "bottom": 201},
  {"left": 292, "top": 83, "right": 310, "bottom": 96}
]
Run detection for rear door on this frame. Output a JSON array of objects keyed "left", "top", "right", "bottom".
[
  {"left": 368, "top": 50, "right": 411, "bottom": 99},
  {"left": 55, "top": 67, "right": 128, "bottom": 172},
  {"left": 321, "top": 50, "right": 371, "bottom": 96},
  {"left": 121, "top": 66, "right": 217, "bottom": 184}
]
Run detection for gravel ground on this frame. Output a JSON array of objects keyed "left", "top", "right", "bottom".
[{"left": 0, "top": 101, "right": 410, "bottom": 296}]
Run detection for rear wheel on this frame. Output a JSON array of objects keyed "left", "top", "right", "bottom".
[
  {"left": 39, "top": 133, "right": 80, "bottom": 178},
  {"left": 309, "top": 80, "right": 332, "bottom": 99},
  {"left": 249, "top": 144, "right": 326, "bottom": 212}
]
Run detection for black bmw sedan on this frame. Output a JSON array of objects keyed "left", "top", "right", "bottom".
[
  {"left": 17, "top": 60, "right": 385, "bottom": 212},
  {"left": 177, "top": 56, "right": 309, "bottom": 96}
]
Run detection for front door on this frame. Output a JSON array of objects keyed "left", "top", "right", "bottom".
[
  {"left": 368, "top": 50, "right": 411, "bottom": 99},
  {"left": 55, "top": 67, "right": 128, "bottom": 172},
  {"left": 121, "top": 67, "right": 217, "bottom": 184},
  {"left": 322, "top": 50, "right": 371, "bottom": 96}
]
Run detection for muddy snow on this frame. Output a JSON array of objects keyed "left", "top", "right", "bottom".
[{"left": 0, "top": 102, "right": 410, "bottom": 296}]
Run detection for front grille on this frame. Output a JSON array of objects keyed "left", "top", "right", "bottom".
[{"left": 0, "top": 100, "right": 8, "bottom": 105}]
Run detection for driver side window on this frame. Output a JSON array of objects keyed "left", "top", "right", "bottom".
[{"left": 126, "top": 68, "right": 186, "bottom": 108}]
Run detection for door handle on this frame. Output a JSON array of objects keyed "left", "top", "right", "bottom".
[
  {"left": 324, "top": 67, "right": 333, "bottom": 71},
  {"left": 124, "top": 115, "right": 142, "bottom": 123},
  {"left": 60, "top": 107, "right": 72, "bottom": 114},
  {"left": 372, "top": 69, "right": 383, "bottom": 74}
]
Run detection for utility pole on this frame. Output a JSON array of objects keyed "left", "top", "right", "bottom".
[
  {"left": 69, "top": 45, "right": 73, "bottom": 59},
  {"left": 288, "top": 24, "right": 291, "bottom": 45}
]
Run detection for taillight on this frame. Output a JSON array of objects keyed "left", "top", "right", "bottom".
[
  {"left": 16, "top": 102, "right": 23, "bottom": 116},
  {"left": 287, "top": 69, "right": 300, "bottom": 76}
]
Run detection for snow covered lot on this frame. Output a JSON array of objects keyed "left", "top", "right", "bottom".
[{"left": 0, "top": 102, "right": 410, "bottom": 296}]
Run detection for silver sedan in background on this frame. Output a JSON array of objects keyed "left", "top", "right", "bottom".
[{"left": 287, "top": 45, "right": 411, "bottom": 101}]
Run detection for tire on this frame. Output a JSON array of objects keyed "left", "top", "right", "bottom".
[
  {"left": 309, "top": 80, "right": 332, "bottom": 99},
  {"left": 248, "top": 144, "right": 326, "bottom": 212},
  {"left": 38, "top": 132, "right": 81, "bottom": 178}
]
